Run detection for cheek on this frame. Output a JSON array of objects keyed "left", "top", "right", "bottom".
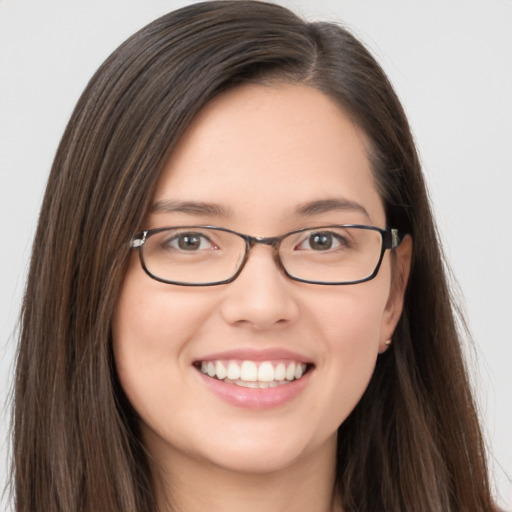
[
  {"left": 324, "top": 298, "right": 384, "bottom": 383},
  {"left": 113, "top": 257, "right": 216, "bottom": 360},
  {"left": 305, "top": 279, "right": 390, "bottom": 423},
  {"left": 315, "top": 278, "right": 388, "bottom": 352},
  {"left": 111, "top": 260, "right": 218, "bottom": 423}
]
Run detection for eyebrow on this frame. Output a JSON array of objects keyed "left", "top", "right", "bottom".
[
  {"left": 151, "top": 199, "right": 232, "bottom": 217},
  {"left": 295, "top": 198, "right": 371, "bottom": 219},
  {"left": 151, "top": 197, "right": 370, "bottom": 220}
]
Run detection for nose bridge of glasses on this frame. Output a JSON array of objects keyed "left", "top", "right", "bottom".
[
  {"left": 249, "top": 235, "right": 281, "bottom": 247},
  {"left": 242, "top": 235, "right": 284, "bottom": 272}
]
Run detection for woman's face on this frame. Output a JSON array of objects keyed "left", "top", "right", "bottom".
[{"left": 113, "top": 84, "right": 410, "bottom": 476}]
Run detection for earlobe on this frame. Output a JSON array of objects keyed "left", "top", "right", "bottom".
[
  {"left": 378, "top": 338, "right": 393, "bottom": 354},
  {"left": 379, "top": 234, "right": 413, "bottom": 352}
]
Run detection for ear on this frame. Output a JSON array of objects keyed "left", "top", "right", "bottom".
[{"left": 378, "top": 235, "right": 412, "bottom": 353}]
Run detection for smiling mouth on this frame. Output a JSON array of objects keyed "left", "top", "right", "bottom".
[{"left": 194, "top": 360, "right": 313, "bottom": 389}]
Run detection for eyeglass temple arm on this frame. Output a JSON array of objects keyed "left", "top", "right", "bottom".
[
  {"left": 390, "top": 228, "right": 404, "bottom": 249},
  {"left": 131, "top": 231, "right": 148, "bottom": 248}
]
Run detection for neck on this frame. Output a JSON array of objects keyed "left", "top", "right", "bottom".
[{"left": 149, "top": 434, "right": 342, "bottom": 512}]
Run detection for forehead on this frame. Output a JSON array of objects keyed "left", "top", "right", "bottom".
[{"left": 152, "top": 84, "right": 385, "bottom": 229}]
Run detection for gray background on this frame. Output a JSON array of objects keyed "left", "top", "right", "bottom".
[{"left": 1, "top": 1, "right": 511, "bottom": 510}]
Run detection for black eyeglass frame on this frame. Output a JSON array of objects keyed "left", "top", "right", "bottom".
[{"left": 130, "top": 224, "right": 404, "bottom": 287}]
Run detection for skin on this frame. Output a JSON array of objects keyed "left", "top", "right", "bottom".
[{"left": 113, "top": 83, "right": 412, "bottom": 512}]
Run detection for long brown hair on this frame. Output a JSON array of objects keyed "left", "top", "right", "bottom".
[{"left": 13, "top": 2, "right": 495, "bottom": 510}]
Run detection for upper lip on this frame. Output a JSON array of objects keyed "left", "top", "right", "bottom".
[{"left": 193, "top": 348, "right": 313, "bottom": 364}]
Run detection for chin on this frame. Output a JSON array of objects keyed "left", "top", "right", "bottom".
[
  {"left": 190, "top": 423, "right": 338, "bottom": 476},
  {"left": 202, "top": 442, "right": 313, "bottom": 475}
]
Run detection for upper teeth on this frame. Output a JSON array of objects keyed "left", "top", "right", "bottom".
[{"left": 199, "top": 360, "right": 307, "bottom": 384}]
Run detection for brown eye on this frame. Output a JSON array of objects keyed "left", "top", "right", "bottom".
[
  {"left": 294, "top": 230, "right": 350, "bottom": 252},
  {"left": 308, "top": 232, "right": 334, "bottom": 251},
  {"left": 164, "top": 232, "right": 213, "bottom": 251},
  {"left": 178, "top": 234, "right": 201, "bottom": 250}
]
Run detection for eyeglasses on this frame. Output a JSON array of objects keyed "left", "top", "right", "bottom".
[{"left": 130, "top": 224, "right": 403, "bottom": 286}]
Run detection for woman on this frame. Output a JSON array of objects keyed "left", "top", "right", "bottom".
[{"left": 12, "top": 1, "right": 496, "bottom": 511}]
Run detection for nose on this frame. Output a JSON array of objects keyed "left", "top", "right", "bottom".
[{"left": 219, "top": 245, "right": 300, "bottom": 330}]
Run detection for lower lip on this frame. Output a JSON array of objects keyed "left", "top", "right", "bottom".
[{"left": 196, "top": 369, "right": 312, "bottom": 409}]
